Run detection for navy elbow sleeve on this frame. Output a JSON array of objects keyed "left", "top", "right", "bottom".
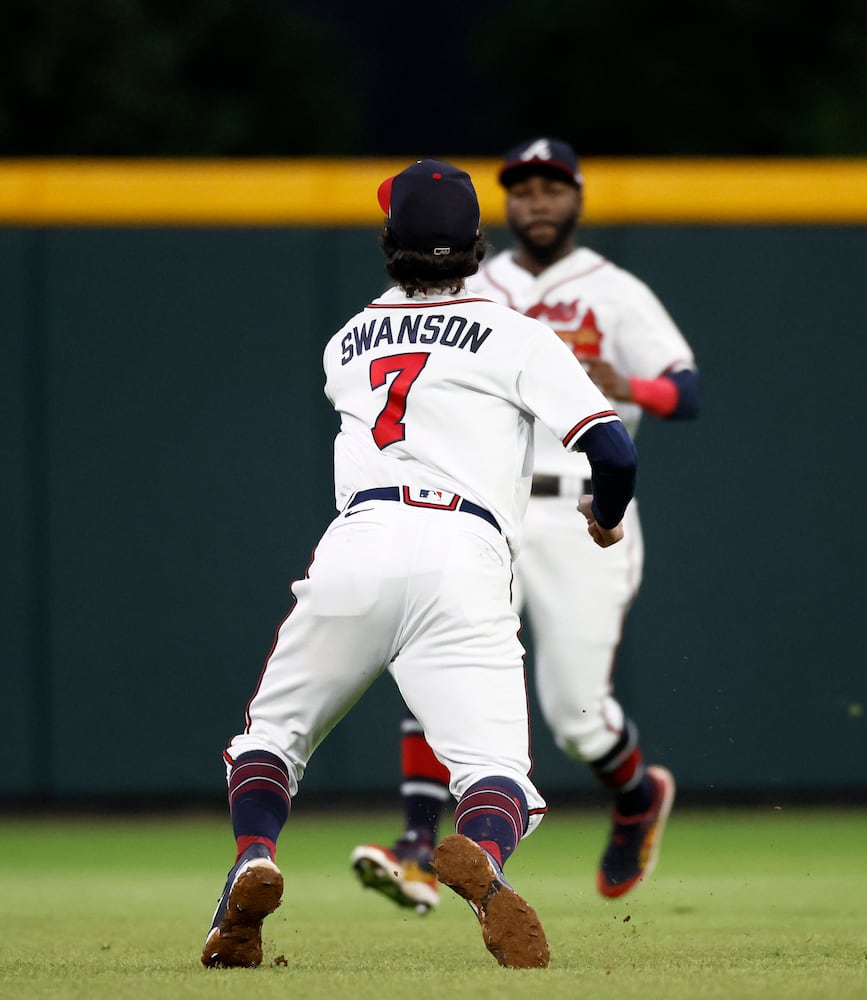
[
  {"left": 665, "top": 369, "right": 700, "bottom": 420},
  {"left": 577, "top": 421, "right": 638, "bottom": 528}
]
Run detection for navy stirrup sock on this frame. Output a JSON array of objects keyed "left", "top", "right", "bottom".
[
  {"left": 454, "top": 777, "right": 528, "bottom": 868},
  {"left": 227, "top": 750, "right": 292, "bottom": 860},
  {"left": 590, "top": 720, "right": 653, "bottom": 816}
]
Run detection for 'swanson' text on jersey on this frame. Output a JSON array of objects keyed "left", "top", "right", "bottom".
[{"left": 341, "top": 313, "right": 492, "bottom": 365}]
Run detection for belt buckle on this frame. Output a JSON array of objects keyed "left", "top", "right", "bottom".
[{"left": 403, "top": 486, "right": 460, "bottom": 510}]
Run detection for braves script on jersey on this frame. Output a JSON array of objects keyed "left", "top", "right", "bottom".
[
  {"left": 323, "top": 284, "right": 620, "bottom": 556},
  {"left": 467, "top": 247, "right": 695, "bottom": 481}
]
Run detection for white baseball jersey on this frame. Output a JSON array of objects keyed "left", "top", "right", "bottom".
[
  {"left": 322, "top": 284, "right": 620, "bottom": 557},
  {"left": 463, "top": 245, "right": 696, "bottom": 763},
  {"left": 227, "top": 282, "right": 632, "bottom": 833},
  {"left": 467, "top": 246, "right": 695, "bottom": 480}
]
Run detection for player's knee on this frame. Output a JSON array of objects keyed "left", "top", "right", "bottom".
[{"left": 550, "top": 696, "right": 626, "bottom": 762}]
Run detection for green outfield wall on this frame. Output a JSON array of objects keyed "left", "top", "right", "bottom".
[{"left": 3, "top": 221, "right": 865, "bottom": 805}]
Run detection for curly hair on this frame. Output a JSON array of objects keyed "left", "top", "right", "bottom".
[{"left": 380, "top": 227, "right": 488, "bottom": 297}]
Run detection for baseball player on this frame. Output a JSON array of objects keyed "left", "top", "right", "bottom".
[
  {"left": 201, "top": 158, "right": 638, "bottom": 971},
  {"left": 351, "top": 137, "right": 699, "bottom": 912}
]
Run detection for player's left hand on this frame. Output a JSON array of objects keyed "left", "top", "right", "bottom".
[
  {"left": 582, "top": 358, "right": 632, "bottom": 401},
  {"left": 577, "top": 494, "right": 624, "bottom": 548}
]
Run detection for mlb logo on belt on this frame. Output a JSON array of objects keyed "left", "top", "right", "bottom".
[{"left": 404, "top": 486, "right": 459, "bottom": 510}]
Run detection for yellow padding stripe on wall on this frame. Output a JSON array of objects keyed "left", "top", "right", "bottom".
[{"left": 1, "top": 158, "right": 866, "bottom": 225}]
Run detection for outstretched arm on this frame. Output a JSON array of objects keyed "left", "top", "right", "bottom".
[
  {"left": 575, "top": 420, "right": 637, "bottom": 544},
  {"left": 582, "top": 360, "right": 700, "bottom": 420}
]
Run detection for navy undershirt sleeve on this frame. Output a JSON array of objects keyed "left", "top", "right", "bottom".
[
  {"left": 664, "top": 368, "right": 700, "bottom": 420},
  {"left": 576, "top": 421, "right": 638, "bottom": 529}
]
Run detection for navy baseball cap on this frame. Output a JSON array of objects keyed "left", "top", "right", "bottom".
[
  {"left": 377, "top": 159, "right": 480, "bottom": 254},
  {"left": 499, "top": 137, "right": 583, "bottom": 188}
]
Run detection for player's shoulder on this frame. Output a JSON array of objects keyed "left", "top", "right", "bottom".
[
  {"left": 446, "top": 287, "right": 562, "bottom": 349},
  {"left": 474, "top": 246, "right": 633, "bottom": 291},
  {"left": 565, "top": 246, "right": 675, "bottom": 321},
  {"left": 475, "top": 247, "right": 517, "bottom": 277},
  {"left": 332, "top": 284, "right": 529, "bottom": 329},
  {"left": 575, "top": 246, "right": 657, "bottom": 292},
  {"left": 462, "top": 291, "right": 551, "bottom": 337},
  {"left": 474, "top": 295, "right": 575, "bottom": 348}
]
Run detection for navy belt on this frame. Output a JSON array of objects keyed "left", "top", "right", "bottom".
[{"left": 347, "top": 486, "right": 501, "bottom": 534}]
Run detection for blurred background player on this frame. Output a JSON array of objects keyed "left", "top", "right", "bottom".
[{"left": 351, "top": 137, "right": 699, "bottom": 911}]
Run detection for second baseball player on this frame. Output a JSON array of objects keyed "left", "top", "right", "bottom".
[{"left": 351, "top": 136, "right": 699, "bottom": 912}]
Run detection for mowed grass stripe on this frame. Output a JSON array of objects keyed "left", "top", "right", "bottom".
[{"left": 0, "top": 808, "right": 864, "bottom": 999}]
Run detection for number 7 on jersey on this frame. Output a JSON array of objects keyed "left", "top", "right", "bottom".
[{"left": 369, "top": 352, "right": 430, "bottom": 449}]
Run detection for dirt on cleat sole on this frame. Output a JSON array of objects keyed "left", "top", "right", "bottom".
[
  {"left": 433, "top": 835, "right": 549, "bottom": 970},
  {"left": 201, "top": 861, "right": 284, "bottom": 969}
]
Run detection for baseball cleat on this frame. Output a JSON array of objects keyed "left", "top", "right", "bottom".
[
  {"left": 432, "top": 834, "right": 549, "bottom": 969},
  {"left": 597, "top": 765, "right": 676, "bottom": 899},
  {"left": 350, "top": 842, "right": 440, "bottom": 914},
  {"left": 201, "top": 843, "right": 284, "bottom": 968}
]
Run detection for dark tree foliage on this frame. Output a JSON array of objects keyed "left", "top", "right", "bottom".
[
  {"left": 1, "top": 0, "right": 864, "bottom": 156},
  {"left": 0, "top": 0, "right": 364, "bottom": 155},
  {"left": 471, "top": 0, "right": 867, "bottom": 155}
]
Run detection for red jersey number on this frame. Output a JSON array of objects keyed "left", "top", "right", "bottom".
[{"left": 370, "top": 352, "right": 430, "bottom": 449}]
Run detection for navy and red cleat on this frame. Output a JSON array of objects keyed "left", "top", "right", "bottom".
[
  {"left": 201, "top": 843, "right": 284, "bottom": 968},
  {"left": 597, "top": 765, "right": 676, "bottom": 899},
  {"left": 433, "top": 834, "right": 549, "bottom": 969},
  {"left": 350, "top": 839, "right": 440, "bottom": 914}
]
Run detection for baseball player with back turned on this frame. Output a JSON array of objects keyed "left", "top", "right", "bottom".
[
  {"left": 200, "top": 158, "right": 638, "bottom": 970},
  {"left": 351, "top": 137, "right": 699, "bottom": 913}
]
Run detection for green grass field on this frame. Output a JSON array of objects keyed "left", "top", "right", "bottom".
[{"left": 0, "top": 806, "right": 864, "bottom": 999}]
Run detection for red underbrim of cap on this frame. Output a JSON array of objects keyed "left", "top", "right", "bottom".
[{"left": 377, "top": 176, "right": 394, "bottom": 214}]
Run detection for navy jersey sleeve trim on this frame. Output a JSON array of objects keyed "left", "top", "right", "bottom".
[{"left": 562, "top": 409, "right": 619, "bottom": 449}]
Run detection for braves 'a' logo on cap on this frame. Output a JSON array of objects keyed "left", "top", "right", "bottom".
[
  {"left": 519, "top": 139, "right": 555, "bottom": 164},
  {"left": 500, "top": 137, "right": 582, "bottom": 188}
]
